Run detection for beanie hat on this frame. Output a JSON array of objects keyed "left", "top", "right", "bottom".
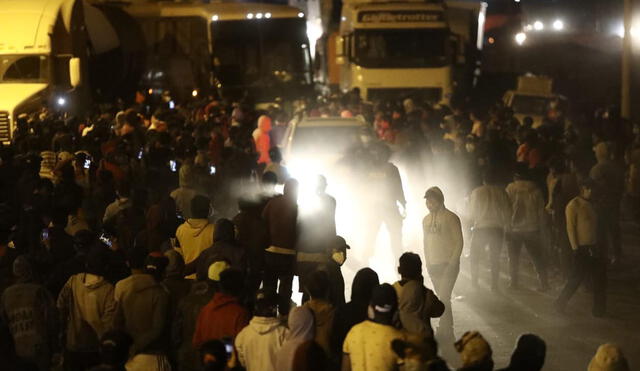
[
  {"left": 588, "top": 344, "right": 630, "bottom": 371},
  {"left": 455, "top": 331, "right": 493, "bottom": 367},
  {"left": 208, "top": 260, "right": 230, "bottom": 281},
  {"left": 424, "top": 186, "right": 445, "bottom": 204}
]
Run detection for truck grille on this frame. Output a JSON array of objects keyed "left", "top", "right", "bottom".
[
  {"left": 367, "top": 88, "right": 443, "bottom": 103},
  {"left": 0, "top": 111, "right": 9, "bottom": 143}
]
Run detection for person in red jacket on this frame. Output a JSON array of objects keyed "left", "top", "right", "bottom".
[{"left": 192, "top": 269, "right": 250, "bottom": 348}]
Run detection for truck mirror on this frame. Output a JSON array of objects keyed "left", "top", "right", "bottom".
[{"left": 69, "top": 58, "right": 81, "bottom": 88}]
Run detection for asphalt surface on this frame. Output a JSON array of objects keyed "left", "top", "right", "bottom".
[{"left": 439, "top": 220, "right": 640, "bottom": 370}]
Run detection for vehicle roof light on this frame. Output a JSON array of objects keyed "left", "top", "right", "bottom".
[
  {"left": 256, "top": 13, "right": 263, "bottom": 19},
  {"left": 247, "top": 13, "right": 254, "bottom": 19},
  {"left": 298, "top": 12, "right": 304, "bottom": 18},
  {"left": 211, "top": 14, "right": 219, "bottom": 21},
  {"left": 265, "top": 12, "right": 272, "bottom": 19}
]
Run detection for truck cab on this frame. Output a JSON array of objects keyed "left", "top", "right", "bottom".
[
  {"left": 337, "top": 0, "right": 453, "bottom": 103},
  {"left": 503, "top": 75, "right": 567, "bottom": 129}
]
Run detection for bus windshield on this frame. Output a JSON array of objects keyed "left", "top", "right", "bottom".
[
  {"left": 211, "top": 18, "right": 312, "bottom": 89},
  {"left": 354, "top": 28, "right": 449, "bottom": 68},
  {"left": 0, "top": 55, "right": 49, "bottom": 83}
]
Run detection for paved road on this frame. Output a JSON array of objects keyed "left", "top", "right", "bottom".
[{"left": 441, "top": 221, "right": 640, "bottom": 370}]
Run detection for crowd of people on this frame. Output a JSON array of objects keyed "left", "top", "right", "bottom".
[{"left": 0, "top": 90, "right": 635, "bottom": 371}]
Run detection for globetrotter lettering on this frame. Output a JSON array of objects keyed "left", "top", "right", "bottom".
[{"left": 358, "top": 11, "right": 443, "bottom": 23}]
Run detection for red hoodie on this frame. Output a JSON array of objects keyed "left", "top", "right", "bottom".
[{"left": 192, "top": 292, "right": 250, "bottom": 347}]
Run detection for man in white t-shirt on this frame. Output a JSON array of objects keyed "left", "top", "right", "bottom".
[{"left": 342, "top": 283, "right": 406, "bottom": 371}]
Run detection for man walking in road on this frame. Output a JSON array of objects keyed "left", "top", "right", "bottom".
[
  {"left": 423, "top": 186, "right": 463, "bottom": 342},
  {"left": 554, "top": 179, "right": 606, "bottom": 317}
]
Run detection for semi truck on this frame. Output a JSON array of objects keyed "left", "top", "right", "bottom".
[
  {"left": 0, "top": 0, "right": 145, "bottom": 143},
  {"left": 124, "top": 0, "right": 314, "bottom": 107},
  {"left": 313, "top": 0, "right": 485, "bottom": 104}
]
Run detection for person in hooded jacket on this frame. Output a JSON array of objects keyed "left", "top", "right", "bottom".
[
  {"left": 192, "top": 269, "right": 250, "bottom": 348},
  {"left": 189, "top": 218, "right": 246, "bottom": 281},
  {"left": 275, "top": 306, "right": 316, "bottom": 370},
  {"left": 253, "top": 115, "right": 272, "bottom": 166},
  {"left": 331, "top": 267, "right": 379, "bottom": 357},
  {"left": 423, "top": 187, "right": 463, "bottom": 342},
  {"left": 176, "top": 195, "right": 215, "bottom": 279},
  {"left": 57, "top": 248, "right": 117, "bottom": 370},
  {"left": 1, "top": 256, "right": 58, "bottom": 371},
  {"left": 302, "top": 270, "right": 336, "bottom": 361},
  {"left": 496, "top": 334, "right": 545, "bottom": 371},
  {"left": 393, "top": 252, "right": 445, "bottom": 339},
  {"left": 173, "top": 268, "right": 217, "bottom": 371},
  {"left": 171, "top": 164, "right": 202, "bottom": 220},
  {"left": 234, "top": 290, "right": 287, "bottom": 371},
  {"left": 112, "top": 248, "right": 171, "bottom": 369},
  {"left": 162, "top": 249, "right": 192, "bottom": 320}
]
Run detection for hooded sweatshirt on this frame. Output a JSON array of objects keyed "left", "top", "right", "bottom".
[
  {"left": 194, "top": 219, "right": 246, "bottom": 280},
  {"left": 393, "top": 279, "right": 445, "bottom": 338},
  {"left": 113, "top": 273, "right": 169, "bottom": 355},
  {"left": 192, "top": 292, "right": 250, "bottom": 347},
  {"left": 1, "top": 257, "right": 58, "bottom": 368},
  {"left": 275, "top": 306, "right": 315, "bottom": 371},
  {"left": 423, "top": 187, "right": 464, "bottom": 266},
  {"left": 253, "top": 115, "right": 272, "bottom": 164},
  {"left": 170, "top": 165, "right": 200, "bottom": 220},
  {"left": 176, "top": 218, "right": 215, "bottom": 278},
  {"left": 304, "top": 298, "right": 336, "bottom": 357},
  {"left": 235, "top": 316, "right": 287, "bottom": 371},
  {"left": 57, "top": 273, "right": 116, "bottom": 352}
]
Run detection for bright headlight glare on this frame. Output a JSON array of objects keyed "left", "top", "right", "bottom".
[
  {"left": 553, "top": 19, "right": 564, "bottom": 31},
  {"left": 515, "top": 32, "right": 527, "bottom": 45}
]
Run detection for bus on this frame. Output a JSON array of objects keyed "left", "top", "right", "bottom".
[{"left": 124, "top": 1, "right": 314, "bottom": 105}]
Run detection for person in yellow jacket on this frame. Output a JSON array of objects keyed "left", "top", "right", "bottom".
[
  {"left": 176, "top": 195, "right": 215, "bottom": 279},
  {"left": 422, "top": 186, "right": 463, "bottom": 342}
]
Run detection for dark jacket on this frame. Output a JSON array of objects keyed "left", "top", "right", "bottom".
[
  {"left": 233, "top": 204, "right": 268, "bottom": 274},
  {"left": 173, "top": 281, "right": 216, "bottom": 371},
  {"left": 393, "top": 279, "right": 445, "bottom": 338},
  {"left": 191, "top": 219, "right": 246, "bottom": 281},
  {"left": 262, "top": 194, "right": 298, "bottom": 252}
]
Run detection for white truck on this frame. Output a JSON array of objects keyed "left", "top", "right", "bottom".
[
  {"left": 0, "top": 0, "right": 145, "bottom": 143},
  {"left": 503, "top": 75, "right": 567, "bottom": 128},
  {"left": 330, "top": 0, "right": 485, "bottom": 103}
]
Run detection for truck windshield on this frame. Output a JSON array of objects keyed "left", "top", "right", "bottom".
[
  {"left": 0, "top": 55, "right": 49, "bottom": 83},
  {"left": 211, "top": 18, "right": 312, "bottom": 91},
  {"left": 354, "top": 29, "right": 448, "bottom": 68}
]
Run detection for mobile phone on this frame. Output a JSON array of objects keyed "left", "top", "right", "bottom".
[
  {"left": 137, "top": 149, "right": 143, "bottom": 160},
  {"left": 169, "top": 160, "right": 177, "bottom": 172},
  {"left": 209, "top": 165, "right": 216, "bottom": 175},
  {"left": 41, "top": 228, "right": 49, "bottom": 241},
  {"left": 99, "top": 232, "right": 113, "bottom": 248},
  {"left": 83, "top": 158, "right": 91, "bottom": 169},
  {"left": 169, "top": 100, "right": 175, "bottom": 109}
]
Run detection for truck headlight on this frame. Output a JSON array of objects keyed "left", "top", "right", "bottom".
[{"left": 515, "top": 32, "right": 527, "bottom": 46}]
